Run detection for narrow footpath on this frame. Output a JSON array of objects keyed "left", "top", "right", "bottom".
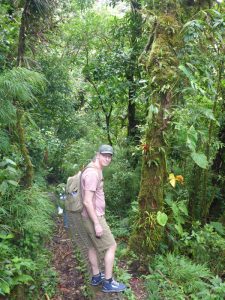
[
  {"left": 50, "top": 217, "right": 87, "bottom": 300},
  {"left": 50, "top": 216, "right": 147, "bottom": 300},
  {"left": 49, "top": 217, "right": 124, "bottom": 299}
]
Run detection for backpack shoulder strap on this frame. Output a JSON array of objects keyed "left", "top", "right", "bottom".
[
  {"left": 81, "top": 163, "right": 102, "bottom": 188},
  {"left": 66, "top": 171, "right": 81, "bottom": 194}
]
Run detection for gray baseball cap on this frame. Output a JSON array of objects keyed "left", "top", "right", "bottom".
[{"left": 98, "top": 144, "right": 113, "bottom": 155}]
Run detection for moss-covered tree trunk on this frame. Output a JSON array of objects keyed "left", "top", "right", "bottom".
[
  {"left": 16, "top": 0, "right": 34, "bottom": 188},
  {"left": 129, "top": 9, "right": 180, "bottom": 253},
  {"left": 129, "top": 0, "right": 214, "bottom": 253},
  {"left": 16, "top": 108, "right": 33, "bottom": 188}
]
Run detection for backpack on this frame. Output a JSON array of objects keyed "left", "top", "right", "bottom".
[{"left": 65, "top": 165, "right": 100, "bottom": 212}]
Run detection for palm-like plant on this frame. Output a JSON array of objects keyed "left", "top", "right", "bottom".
[
  {"left": 0, "top": 67, "right": 46, "bottom": 105},
  {"left": 7, "top": 0, "right": 54, "bottom": 187},
  {"left": 0, "top": 67, "right": 46, "bottom": 187}
]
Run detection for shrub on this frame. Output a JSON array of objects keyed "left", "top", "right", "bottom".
[
  {"left": 104, "top": 147, "right": 141, "bottom": 216},
  {"left": 145, "top": 253, "right": 225, "bottom": 300},
  {"left": 0, "top": 160, "right": 56, "bottom": 298},
  {"left": 179, "top": 222, "right": 225, "bottom": 275}
]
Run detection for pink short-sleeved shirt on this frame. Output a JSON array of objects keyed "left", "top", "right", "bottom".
[{"left": 81, "top": 165, "right": 105, "bottom": 217}]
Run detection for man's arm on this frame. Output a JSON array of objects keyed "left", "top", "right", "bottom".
[{"left": 83, "top": 190, "right": 103, "bottom": 237}]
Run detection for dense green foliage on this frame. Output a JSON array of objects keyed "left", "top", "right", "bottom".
[
  {"left": 145, "top": 254, "right": 225, "bottom": 299},
  {"left": 0, "top": 158, "right": 56, "bottom": 297},
  {"left": 0, "top": 0, "right": 225, "bottom": 299}
]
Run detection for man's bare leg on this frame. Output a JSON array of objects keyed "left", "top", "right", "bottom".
[
  {"left": 104, "top": 243, "right": 117, "bottom": 279},
  {"left": 88, "top": 247, "right": 99, "bottom": 275}
]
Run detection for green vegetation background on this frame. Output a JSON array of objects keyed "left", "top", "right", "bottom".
[{"left": 0, "top": 0, "right": 224, "bottom": 299}]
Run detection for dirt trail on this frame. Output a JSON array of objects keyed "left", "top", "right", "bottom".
[
  {"left": 50, "top": 217, "right": 87, "bottom": 300},
  {"left": 50, "top": 217, "right": 127, "bottom": 299}
]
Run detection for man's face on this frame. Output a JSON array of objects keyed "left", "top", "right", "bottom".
[{"left": 99, "top": 153, "right": 112, "bottom": 167}]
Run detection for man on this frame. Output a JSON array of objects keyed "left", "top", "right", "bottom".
[{"left": 81, "top": 144, "right": 126, "bottom": 293}]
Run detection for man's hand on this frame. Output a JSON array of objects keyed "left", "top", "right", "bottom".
[
  {"left": 94, "top": 223, "right": 103, "bottom": 237},
  {"left": 83, "top": 190, "right": 103, "bottom": 237}
]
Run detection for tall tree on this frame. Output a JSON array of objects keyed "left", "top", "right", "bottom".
[
  {"left": 129, "top": 0, "right": 214, "bottom": 253},
  {"left": 13, "top": 0, "right": 54, "bottom": 187},
  {"left": 126, "top": 0, "right": 143, "bottom": 140}
]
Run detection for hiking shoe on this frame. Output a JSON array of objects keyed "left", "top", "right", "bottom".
[
  {"left": 91, "top": 272, "right": 105, "bottom": 286},
  {"left": 102, "top": 279, "right": 126, "bottom": 293}
]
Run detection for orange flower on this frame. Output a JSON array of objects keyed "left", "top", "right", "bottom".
[{"left": 175, "top": 175, "right": 184, "bottom": 184}]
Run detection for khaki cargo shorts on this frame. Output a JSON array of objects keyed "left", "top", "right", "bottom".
[{"left": 82, "top": 216, "right": 116, "bottom": 253}]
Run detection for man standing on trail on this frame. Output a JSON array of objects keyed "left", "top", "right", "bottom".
[{"left": 81, "top": 144, "right": 126, "bottom": 293}]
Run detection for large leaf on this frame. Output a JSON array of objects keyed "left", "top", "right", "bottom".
[
  {"left": 0, "top": 158, "right": 16, "bottom": 167},
  {"left": 175, "top": 223, "right": 183, "bottom": 235},
  {"left": 178, "top": 202, "right": 188, "bottom": 216},
  {"left": 156, "top": 211, "right": 168, "bottom": 227},
  {"left": 179, "top": 65, "right": 195, "bottom": 82},
  {"left": 7, "top": 180, "right": 18, "bottom": 187},
  {"left": 210, "top": 222, "right": 224, "bottom": 235},
  {"left": 191, "top": 152, "right": 208, "bottom": 169},
  {"left": 187, "top": 125, "right": 198, "bottom": 152},
  {"left": 14, "top": 274, "right": 33, "bottom": 284},
  {"left": 0, "top": 233, "right": 14, "bottom": 239},
  {"left": 202, "top": 108, "right": 215, "bottom": 121}
]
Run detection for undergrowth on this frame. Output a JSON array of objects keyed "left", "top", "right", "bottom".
[
  {"left": 0, "top": 159, "right": 57, "bottom": 299},
  {"left": 145, "top": 253, "right": 225, "bottom": 300}
]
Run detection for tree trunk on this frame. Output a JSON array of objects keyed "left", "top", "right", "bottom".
[
  {"left": 106, "top": 110, "right": 113, "bottom": 146},
  {"left": 129, "top": 5, "right": 181, "bottom": 253},
  {"left": 129, "top": 0, "right": 214, "bottom": 253},
  {"left": 17, "top": 0, "right": 30, "bottom": 66},
  {"left": 129, "top": 92, "right": 172, "bottom": 253},
  {"left": 127, "top": 77, "right": 136, "bottom": 139},
  {"left": 16, "top": 0, "right": 34, "bottom": 188},
  {"left": 16, "top": 108, "right": 33, "bottom": 188},
  {"left": 126, "top": 0, "right": 142, "bottom": 141}
]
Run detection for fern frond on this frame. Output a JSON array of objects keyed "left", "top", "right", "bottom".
[
  {"left": 0, "top": 129, "right": 11, "bottom": 152},
  {"left": 0, "top": 100, "right": 16, "bottom": 125},
  {"left": 6, "top": 185, "right": 54, "bottom": 236},
  {"left": 0, "top": 67, "right": 47, "bottom": 105}
]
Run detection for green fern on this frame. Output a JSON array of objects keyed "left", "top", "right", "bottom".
[
  {"left": 0, "top": 185, "right": 54, "bottom": 237},
  {"left": 0, "top": 130, "right": 11, "bottom": 152},
  {"left": 12, "top": 186, "right": 54, "bottom": 236},
  {"left": 0, "top": 207, "right": 10, "bottom": 232},
  {"left": 0, "top": 67, "right": 46, "bottom": 104},
  {"left": 0, "top": 101, "right": 16, "bottom": 125},
  {"left": 145, "top": 253, "right": 225, "bottom": 299}
]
